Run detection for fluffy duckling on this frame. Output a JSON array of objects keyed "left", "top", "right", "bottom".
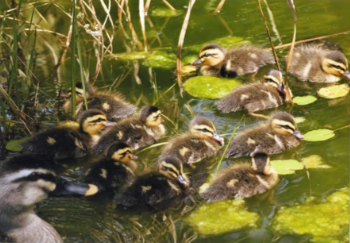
[
  {"left": 115, "top": 156, "right": 190, "bottom": 209},
  {"left": 226, "top": 111, "right": 303, "bottom": 158},
  {"left": 192, "top": 44, "right": 275, "bottom": 77},
  {"left": 157, "top": 116, "right": 224, "bottom": 166},
  {"left": 216, "top": 69, "right": 291, "bottom": 114},
  {"left": 201, "top": 152, "right": 278, "bottom": 202},
  {"left": 0, "top": 155, "right": 98, "bottom": 243},
  {"left": 92, "top": 106, "right": 166, "bottom": 154},
  {"left": 84, "top": 143, "right": 138, "bottom": 195},
  {"left": 288, "top": 44, "right": 350, "bottom": 83},
  {"left": 21, "top": 109, "right": 111, "bottom": 161},
  {"left": 61, "top": 81, "right": 137, "bottom": 121}
]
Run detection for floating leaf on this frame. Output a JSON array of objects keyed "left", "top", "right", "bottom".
[
  {"left": 184, "top": 76, "right": 242, "bottom": 99},
  {"left": 294, "top": 116, "right": 306, "bottom": 123},
  {"left": 181, "top": 65, "right": 197, "bottom": 76},
  {"left": 5, "top": 137, "right": 29, "bottom": 152},
  {"left": 273, "top": 188, "right": 349, "bottom": 243},
  {"left": 151, "top": 8, "right": 182, "bottom": 18},
  {"left": 301, "top": 155, "right": 331, "bottom": 169},
  {"left": 185, "top": 199, "right": 259, "bottom": 235},
  {"left": 271, "top": 159, "right": 304, "bottom": 175},
  {"left": 112, "top": 51, "right": 149, "bottom": 61},
  {"left": 292, "top": 95, "right": 317, "bottom": 105},
  {"left": 317, "top": 84, "right": 349, "bottom": 99},
  {"left": 143, "top": 51, "right": 176, "bottom": 69},
  {"left": 185, "top": 36, "right": 250, "bottom": 52},
  {"left": 303, "top": 129, "right": 335, "bottom": 142}
]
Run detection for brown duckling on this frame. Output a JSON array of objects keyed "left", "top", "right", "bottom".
[
  {"left": 84, "top": 142, "right": 138, "bottom": 195},
  {"left": 21, "top": 109, "right": 112, "bottom": 161},
  {"left": 92, "top": 106, "right": 166, "bottom": 154},
  {"left": 216, "top": 69, "right": 291, "bottom": 114},
  {"left": 61, "top": 81, "right": 137, "bottom": 121},
  {"left": 288, "top": 44, "right": 350, "bottom": 83},
  {"left": 226, "top": 111, "right": 303, "bottom": 158},
  {"left": 115, "top": 156, "right": 190, "bottom": 209},
  {"left": 192, "top": 44, "right": 275, "bottom": 77},
  {"left": 157, "top": 116, "right": 224, "bottom": 166},
  {"left": 201, "top": 152, "right": 278, "bottom": 202}
]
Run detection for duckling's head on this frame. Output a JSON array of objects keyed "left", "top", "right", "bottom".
[
  {"left": 140, "top": 106, "right": 163, "bottom": 127},
  {"left": 322, "top": 51, "right": 350, "bottom": 79},
  {"left": 107, "top": 142, "right": 138, "bottom": 163},
  {"left": 251, "top": 152, "right": 273, "bottom": 175},
  {"left": 192, "top": 44, "right": 226, "bottom": 67},
  {"left": 263, "top": 70, "right": 285, "bottom": 94},
  {"left": 159, "top": 157, "right": 190, "bottom": 187},
  {"left": 79, "top": 109, "right": 113, "bottom": 136},
  {"left": 190, "top": 116, "right": 224, "bottom": 146},
  {"left": 61, "top": 82, "right": 95, "bottom": 102},
  {"left": 270, "top": 112, "right": 304, "bottom": 139}
]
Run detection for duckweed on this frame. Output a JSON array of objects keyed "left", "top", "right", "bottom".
[
  {"left": 273, "top": 188, "right": 349, "bottom": 243},
  {"left": 185, "top": 199, "right": 259, "bottom": 235}
]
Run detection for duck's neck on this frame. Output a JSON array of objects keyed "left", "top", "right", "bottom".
[
  {"left": 0, "top": 204, "right": 62, "bottom": 243},
  {"left": 143, "top": 124, "right": 166, "bottom": 140}
]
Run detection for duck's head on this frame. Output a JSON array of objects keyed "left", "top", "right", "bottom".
[
  {"left": 140, "top": 106, "right": 163, "bottom": 127},
  {"left": 263, "top": 69, "right": 286, "bottom": 94},
  {"left": 0, "top": 155, "right": 98, "bottom": 209},
  {"left": 60, "top": 82, "right": 95, "bottom": 102},
  {"left": 270, "top": 112, "right": 304, "bottom": 139},
  {"left": 79, "top": 109, "right": 114, "bottom": 136},
  {"left": 159, "top": 157, "right": 190, "bottom": 187},
  {"left": 190, "top": 116, "right": 224, "bottom": 146},
  {"left": 107, "top": 142, "right": 138, "bottom": 163},
  {"left": 322, "top": 51, "right": 350, "bottom": 80},
  {"left": 251, "top": 152, "right": 273, "bottom": 175},
  {"left": 192, "top": 44, "right": 226, "bottom": 68}
]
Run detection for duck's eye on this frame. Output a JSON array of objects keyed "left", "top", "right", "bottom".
[
  {"left": 93, "top": 118, "right": 106, "bottom": 123},
  {"left": 280, "top": 125, "right": 293, "bottom": 130},
  {"left": 197, "top": 128, "right": 212, "bottom": 134},
  {"left": 330, "top": 64, "right": 345, "bottom": 71}
]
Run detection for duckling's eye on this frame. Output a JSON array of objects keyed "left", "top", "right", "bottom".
[
  {"left": 93, "top": 118, "right": 106, "bottom": 123},
  {"left": 197, "top": 128, "right": 212, "bottom": 134},
  {"left": 330, "top": 64, "right": 345, "bottom": 71},
  {"left": 280, "top": 125, "right": 293, "bottom": 130}
]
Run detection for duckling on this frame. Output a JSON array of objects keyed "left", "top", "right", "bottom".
[
  {"left": 21, "top": 109, "right": 112, "bottom": 161},
  {"left": 84, "top": 142, "right": 138, "bottom": 195},
  {"left": 288, "top": 44, "right": 350, "bottom": 83},
  {"left": 201, "top": 152, "right": 278, "bottom": 202},
  {"left": 92, "top": 106, "right": 166, "bottom": 154},
  {"left": 115, "top": 156, "right": 190, "bottom": 209},
  {"left": 0, "top": 154, "right": 98, "bottom": 243},
  {"left": 157, "top": 116, "right": 224, "bottom": 166},
  {"left": 61, "top": 81, "right": 137, "bottom": 121},
  {"left": 192, "top": 44, "right": 275, "bottom": 77},
  {"left": 216, "top": 69, "right": 291, "bottom": 114},
  {"left": 226, "top": 111, "right": 303, "bottom": 158}
]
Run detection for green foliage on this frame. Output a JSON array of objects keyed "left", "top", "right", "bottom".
[
  {"left": 185, "top": 36, "right": 250, "bottom": 52},
  {"left": 143, "top": 51, "right": 177, "bottom": 69},
  {"left": 271, "top": 159, "right": 304, "bottom": 175},
  {"left": 151, "top": 8, "right": 182, "bottom": 17},
  {"left": 5, "top": 137, "right": 29, "bottom": 152},
  {"left": 304, "top": 129, "right": 335, "bottom": 142},
  {"left": 317, "top": 84, "right": 350, "bottom": 99},
  {"left": 292, "top": 95, "right": 317, "bottom": 105}
]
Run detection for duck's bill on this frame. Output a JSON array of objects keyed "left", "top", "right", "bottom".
[
  {"left": 191, "top": 58, "right": 202, "bottom": 66},
  {"left": 131, "top": 154, "right": 138, "bottom": 160},
  {"left": 212, "top": 133, "right": 225, "bottom": 146},
  {"left": 278, "top": 84, "right": 286, "bottom": 94},
  {"left": 49, "top": 177, "right": 98, "bottom": 197},
  {"left": 177, "top": 175, "right": 190, "bottom": 187},
  {"left": 343, "top": 70, "right": 350, "bottom": 80},
  {"left": 293, "top": 130, "right": 304, "bottom": 139}
]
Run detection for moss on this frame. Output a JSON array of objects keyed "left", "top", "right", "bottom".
[
  {"left": 143, "top": 51, "right": 176, "bottom": 69},
  {"left": 185, "top": 199, "right": 259, "bottom": 235},
  {"left": 184, "top": 76, "right": 241, "bottom": 99},
  {"left": 273, "top": 188, "right": 349, "bottom": 243}
]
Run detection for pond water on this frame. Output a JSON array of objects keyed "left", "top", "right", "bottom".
[{"left": 0, "top": 0, "right": 349, "bottom": 242}]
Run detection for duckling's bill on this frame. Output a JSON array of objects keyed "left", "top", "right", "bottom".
[
  {"left": 212, "top": 133, "right": 224, "bottom": 146},
  {"left": 293, "top": 130, "right": 304, "bottom": 139},
  {"left": 49, "top": 177, "right": 99, "bottom": 197}
]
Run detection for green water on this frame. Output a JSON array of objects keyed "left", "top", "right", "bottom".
[{"left": 1, "top": 0, "right": 349, "bottom": 242}]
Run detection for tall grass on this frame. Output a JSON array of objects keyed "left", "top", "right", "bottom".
[{"left": 70, "top": 0, "right": 77, "bottom": 117}]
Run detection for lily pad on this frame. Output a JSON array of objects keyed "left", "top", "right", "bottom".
[
  {"left": 184, "top": 76, "right": 242, "bottom": 99},
  {"left": 271, "top": 159, "right": 304, "bottom": 175},
  {"left": 181, "top": 65, "right": 197, "bottom": 76},
  {"left": 301, "top": 155, "right": 331, "bottom": 169},
  {"left": 303, "top": 129, "right": 335, "bottom": 142},
  {"left": 273, "top": 188, "right": 349, "bottom": 243},
  {"left": 186, "top": 36, "right": 250, "bottom": 52},
  {"left": 292, "top": 95, "right": 317, "bottom": 105},
  {"left": 143, "top": 51, "right": 176, "bottom": 69},
  {"left": 112, "top": 51, "right": 149, "bottom": 61},
  {"left": 294, "top": 116, "right": 306, "bottom": 123},
  {"left": 185, "top": 199, "right": 259, "bottom": 235},
  {"left": 317, "top": 84, "right": 350, "bottom": 99},
  {"left": 151, "top": 8, "right": 182, "bottom": 18},
  {"left": 5, "top": 137, "right": 30, "bottom": 152}
]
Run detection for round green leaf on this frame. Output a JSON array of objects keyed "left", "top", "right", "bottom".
[
  {"left": 143, "top": 51, "right": 176, "bottom": 69},
  {"left": 303, "top": 129, "right": 335, "bottom": 142},
  {"left": 271, "top": 159, "right": 304, "bottom": 175},
  {"left": 293, "top": 95, "right": 317, "bottom": 105},
  {"left": 301, "top": 155, "right": 331, "bottom": 169},
  {"left": 185, "top": 199, "right": 259, "bottom": 235},
  {"left": 294, "top": 116, "right": 306, "bottom": 123},
  {"left": 184, "top": 76, "right": 242, "bottom": 99},
  {"left": 5, "top": 137, "right": 29, "bottom": 152},
  {"left": 317, "top": 84, "right": 350, "bottom": 99}
]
